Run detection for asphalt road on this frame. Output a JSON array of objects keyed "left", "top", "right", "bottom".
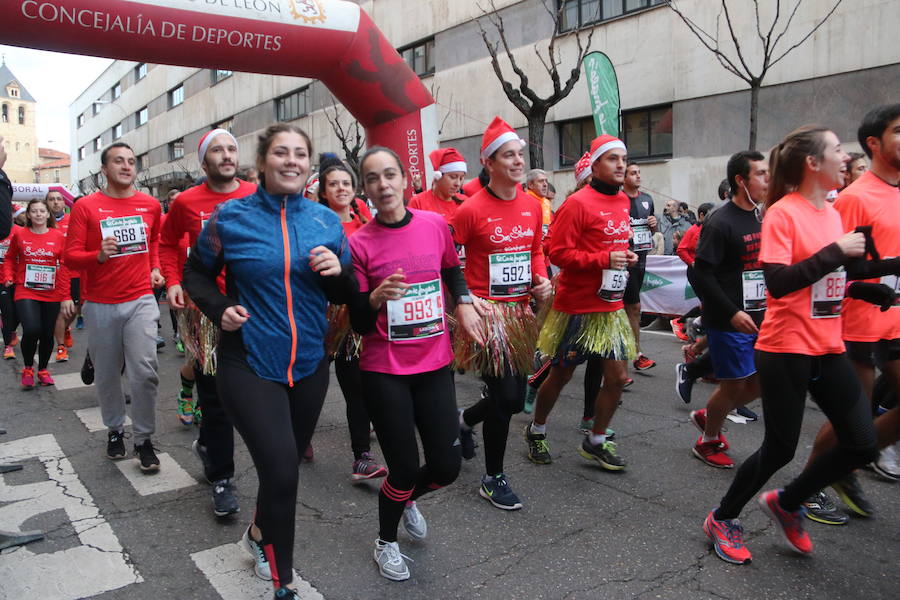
[{"left": 1, "top": 315, "right": 898, "bottom": 600}]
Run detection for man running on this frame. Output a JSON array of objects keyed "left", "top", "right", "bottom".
[
  {"left": 46, "top": 190, "right": 77, "bottom": 362},
  {"left": 161, "top": 129, "right": 256, "bottom": 516},
  {"left": 622, "top": 162, "right": 657, "bottom": 372},
  {"left": 525, "top": 134, "right": 637, "bottom": 469},
  {"left": 64, "top": 142, "right": 164, "bottom": 472},
  {"left": 688, "top": 151, "right": 768, "bottom": 468}
]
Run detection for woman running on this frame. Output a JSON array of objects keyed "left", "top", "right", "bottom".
[
  {"left": 703, "top": 125, "right": 882, "bottom": 565},
  {"left": 2, "top": 198, "right": 73, "bottom": 388},
  {"left": 317, "top": 155, "right": 388, "bottom": 481},
  {"left": 183, "top": 123, "right": 356, "bottom": 600},
  {"left": 349, "top": 146, "right": 483, "bottom": 581}
]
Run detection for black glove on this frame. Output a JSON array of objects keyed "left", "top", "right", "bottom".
[
  {"left": 854, "top": 226, "right": 881, "bottom": 262},
  {"left": 847, "top": 281, "right": 895, "bottom": 312}
]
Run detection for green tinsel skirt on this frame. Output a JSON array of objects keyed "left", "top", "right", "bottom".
[
  {"left": 536, "top": 308, "right": 636, "bottom": 362},
  {"left": 453, "top": 300, "right": 539, "bottom": 377}
]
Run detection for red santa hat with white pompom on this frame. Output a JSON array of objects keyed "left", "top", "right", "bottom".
[
  {"left": 429, "top": 148, "right": 468, "bottom": 181},
  {"left": 588, "top": 134, "right": 626, "bottom": 164},
  {"left": 480, "top": 116, "right": 525, "bottom": 162}
]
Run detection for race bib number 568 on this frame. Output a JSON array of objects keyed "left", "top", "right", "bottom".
[{"left": 100, "top": 216, "right": 147, "bottom": 257}]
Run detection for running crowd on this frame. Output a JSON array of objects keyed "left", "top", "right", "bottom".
[{"left": 0, "top": 102, "right": 899, "bottom": 598}]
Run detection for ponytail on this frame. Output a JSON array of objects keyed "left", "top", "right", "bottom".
[{"left": 765, "top": 125, "right": 830, "bottom": 209}]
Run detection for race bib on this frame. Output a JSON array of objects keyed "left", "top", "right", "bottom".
[
  {"left": 457, "top": 245, "right": 466, "bottom": 271},
  {"left": 879, "top": 257, "right": 900, "bottom": 308},
  {"left": 632, "top": 223, "right": 652, "bottom": 252},
  {"left": 811, "top": 268, "right": 846, "bottom": 318},
  {"left": 489, "top": 251, "right": 531, "bottom": 297},
  {"left": 0, "top": 240, "right": 9, "bottom": 261},
  {"left": 741, "top": 270, "right": 767, "bottom": 311},
  {"left": 598, "top": 268, "right": 629, "bottom": 302},
  {"left": 386, "top": 278, "right": 445, "bottom": 341},
  {"left": 25, "top": 264, "right": 57, "bottom": 290},
  {"left": 100, "top": 215, "right": 147, "bottom": 257}
]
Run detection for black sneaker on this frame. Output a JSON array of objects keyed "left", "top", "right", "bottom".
[
  {"left": 106, "top": 430, "right": 127, "bottom": 460},
  {"left": 831, "top": 473, "right": 874, "bottom": 517},
  {"left": 578, "top": 437, "right": 626, "bottom": 471},
  {"left": 524, "top": 423, "right": 552, "bottom": 464},
  {"left": 134, "top": 440, "right": 161, "bottom": 473},
  {"left": 802, "top": 490, "right": 849, "bottom": 525},
  {"left": 192, "top": 440, "right": 213, "bottom": 484},
  {"left": 212, "top": 478, "right": 240, "bottom": 517},
  {"left": 80, "top": 353, "right": 94, "bottom": 385},
  {"left": 736, "top": 406, "right": 758, "bottom": 421},
  {"left": 479, "top": 473, "right": 523, "bottom": 510},
  {"left": 674, "top": 363, "right": 694, "bottom": 404},
  {"left": 273, "top": 588, "right": 300, "bottom": 600},
  {"left": 458, "top": 409, "right": 475, "bottom": 460}
]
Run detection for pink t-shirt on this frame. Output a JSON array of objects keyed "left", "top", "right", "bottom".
[{"left": 350, "top": 209, "right": 460, "bottom": 375}]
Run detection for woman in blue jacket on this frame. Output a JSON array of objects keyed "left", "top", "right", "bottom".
[{"left": 184, "top": 123, "right": 355, "bottom": 600}]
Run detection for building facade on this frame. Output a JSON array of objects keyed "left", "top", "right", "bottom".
[
  {"left": 1, "top": 60, "right": 39, "bottom": 185},
  {"left": 33, "top": 148, "right": 71, "bottom": 185},
  {"left": 70, "top": 0, "right": 900, "bottom": 205}
]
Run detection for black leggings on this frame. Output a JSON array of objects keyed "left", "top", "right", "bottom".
[
  {"left": 195, "top": 367, "right": 234, "bottom": 482},
  {"left": 362, "top": 367, "right": 460, "bottom": 543},
  {"left": 584, "top": 358, "right": 603, "bottom": 420},
  {"left": 215, "top": 349, "right": 330, "bottom": 590},
  {"left": 334, "top": 355, "right": 372, "bottom": 459},
  {"left": 15, "top": 299, "right": 60, "bottom": 369},
  {"left": 1, "top": 284, "right": 18, "bottom": 346},
  {"left": 463, "top": 368, "right": 526, "bottom": 476},
  {"left": 716, "top": 351, "right": 878, "bottom": 519}
]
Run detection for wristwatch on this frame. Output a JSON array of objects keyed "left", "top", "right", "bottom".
[{"left": 457, "top": 294, "right": 474, "bottom": 304}]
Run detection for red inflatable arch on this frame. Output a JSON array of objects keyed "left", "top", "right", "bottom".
[{"left": 1, "top": 0, "right": 437, "bottom": 192}]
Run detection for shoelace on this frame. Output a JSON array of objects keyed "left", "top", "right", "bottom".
[
  {"left": 379, "top": 542, "right": 413, "bottom": 566},
  {"left": 723, "top": 520, "right": 745, "bottom": 547}
]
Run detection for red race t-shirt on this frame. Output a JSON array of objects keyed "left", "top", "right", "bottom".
[
  {"left": 450, "top": 186, "right": 546, "bottom": 302},
  {"left": 756, "top": 193, "right": 846, "bottom": 355},
  {"left": 834, "top": 171, "right": 900, "bottom": 341},
  {"left": 547, "top": 184, "right": 631, "bottom": 314},
  {"left": 64, "top": 190, "right": 162, "bottom": 304},
  {"left": 2, "top": 227, "right": 70, "bottom": 302},
  {"left": 409, "top": 189, "right": 464, "bottom": 223},
  {"left": 0, "top": 224, "right": 22, "bottom": 266}
]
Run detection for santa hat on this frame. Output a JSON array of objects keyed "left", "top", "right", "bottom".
[
  {"left": 429, "top": 148, "right": 467, "bottom": 181},
  {"left": 589, "top": 134, "right": 627, "bottom": 165},
  {"left": 12, "top": 203, "right": 25, "bottom": 219},
  {"left": 574, "top": 151, "right": 592, "bottom": 184},
  {"left": 197, "top": 128, "right": 238, "bottom": 162},
  {"left": 480, "top": 117, "right": 525, "bottom": 161}
]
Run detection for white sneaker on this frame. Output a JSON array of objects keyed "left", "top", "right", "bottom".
[
  {"left": 373, "top": 539, "right": 411, "bottom": 581},
  {"left": 401, "top": 501, "right": 427, "bottom": 540},
  {"left": 871, "top": 444, "right": 900, "bottom": 481},
  {"left": 241, "top": 526, "right": 271, "bottom": 580}
]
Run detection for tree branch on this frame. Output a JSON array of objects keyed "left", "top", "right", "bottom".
[
  {"left": 667, "top": 1, "right": 751, "bottom": 83},
  {"left": 768, "top": 0, "right": 843, "bottom": 69}
]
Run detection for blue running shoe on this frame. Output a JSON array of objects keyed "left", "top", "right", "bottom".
[{"left": 479, "top": 473, "right": 523, "bottom": 510}]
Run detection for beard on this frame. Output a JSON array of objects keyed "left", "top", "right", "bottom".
[{"left": 206, "top": 162, "right": 236, "bottom": 184}]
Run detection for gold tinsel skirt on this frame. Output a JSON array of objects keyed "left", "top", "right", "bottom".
[
  {"left": 452, "top": 300, "right": 539, "bottom": 377},
  {"left": 325, "top": 304, "right": 362, "bottom": 360},
  {"left": 176, "top": 302, "right": 220, "bottom": 375},
  {"left": 536, "top": 308, "right": 636, "bottom": 362}
]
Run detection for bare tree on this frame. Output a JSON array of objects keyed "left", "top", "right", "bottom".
[
  {"left": 477, "top": 0, "right": 594, "bottom": 169},
  {"left": 324, "top": 100, "right": 365, "bottom": 175},
  {"left": 668, "top": 0, "right": 843, "bottom": 150}
]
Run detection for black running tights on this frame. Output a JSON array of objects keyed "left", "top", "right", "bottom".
[
  {"left": 716, "top": 351, "right": 878, "bottom": 520},
  {"left": 216, "top": 352, "right": 330, "bottom": 590},
  {"left": 15, "top": 298, "right": 59, "bottom": 369},
  {"left": 1, "top": 284, "right": 18, "bottom": 346},
  {"left": 334, "top": 355, "right": 372, "bottom": 459},
  {"left": 363, "top": 367, "right": 461, "bottom": 542},
  {"left": 463, "top": 368, "right": 526, "bottom": 476}
]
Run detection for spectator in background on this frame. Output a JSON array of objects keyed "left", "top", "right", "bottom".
[
  {"left": 676, "top": 202, "right": 715, "bottom": 268},
  {"left": 238, "top": 167, "right": 260, "bottom": 185},
  {"left": 659, "top": 199, "right": 691, "bottom": 254},
  {"left": 843, "top": 152, "right": 868, "bottom": 188},
  {"left": 679, "top": 201, "right": 697, "bottom": 225},
  {"left": 718, "top": 178, "right": 732, "bottom": 202}
]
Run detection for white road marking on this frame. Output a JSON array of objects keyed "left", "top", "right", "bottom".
[
  {"left": 114, "top": 453, "right": 198, "bottom": 496},
  {"left": 191, "top": 543, "right": 324, "bottom": 600},
  {"left": 641, "top": 329, "right": 675, "bottom": 336},
  {"left": 53, "top": 372, "right": 91, "bottom": 390},
  {"left": 75, "top": 406, "right": 131, "bottom": 432},
  {"left": 0, "top": 434, "right": 142, "bottom": 599}
]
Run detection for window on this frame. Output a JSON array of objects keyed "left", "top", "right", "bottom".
[
  {"left": 77, "top": 113, "right": 85, "bottom": 128},
  {"left": 135, "top": 62, "right": 147, "bottom": 80},
  {"left": 94, "top": 137, "right": 103, "bottom": 152},
  {"left": 54, "top": 169, "right": 60, "bottom": 183},
  {"left": 113, "top": 122, "right": 123, "bottom": 140},
  {"left": 558, "top": 117, "right": 595, "bottom": 167},
  {"left": 169, "top": 138, "right": 184, "bottom": 161},
  {"left": 212, "top": 69, "right": 233, "bottom": 84},
  {"left": 276, "top": 87, "right": 308, "bottom": 121},
  {"left": 1, "top": 104, "right": 7, "bottom": 122},
  {"left": 138, "top": 154, "right": 149, "bottom": 171},
  {"left": 18, "top": 105, "right": 25, "bottom": 125},
  {"left": 168, "top": 84, "right": 184, "bottom": 108},
  {"left": 623, "top": 104, "right": 673, "bottom": 159},
  {"left": 78, "top": 146, "right": 86, "bottom": 160},
  {"left": 399, "top": 38, "right": 435, "bottom": 77},
  {"left": 7, "top": 86, "right": 19, "bottom": 98},
  {"left": 558, "top": 0, "right": 664, "bottom": 31},
  {"left": 92, "top": 102, "right": 100, "bottom": 116},
  {"left": 216, "top": 117, "right": 234, "bottom": 133},
  {"left": 136, "top": 106, "right": 148, "bottom": 126},
  {"left": 112, "top": 82, "right": 121, "bottom": 99}
]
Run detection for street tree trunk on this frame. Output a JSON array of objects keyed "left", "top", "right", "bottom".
[
  {"left": 748, "top": 82, "right": 760, "bottom": 151},
  {"left": 527, "top": 106, "right": 549, "bottom": 169}
]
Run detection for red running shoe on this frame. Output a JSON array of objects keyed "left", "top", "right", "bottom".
[
  {"left": 633, "top": 354, "right": 656, "bottom": 371},
  {"left": 64, "top": 328, "right": 74, "bottom": 348},
  {"left": 37, "top": 369, "right": 55, "bottom": 386},
  {"left": 758, "top": 489, "right": 813, "bottom": 554},
  {"left": 21, "top": 366, "right": 35, "bottom": 389},
  {"left": 689, "top": 409, "right": 730, "bottom": 450},
  {"left": 693, "top": 436, "right": 734, "bottom": 468},
  {"left": 682, "top": 344, "right": 697, "bottom": 364},
  {"left": 670, "top": 318, "right": 689, "bottom": 341},
  {"left": 703, "top": 510, "right": 751, "bottom": 564}
]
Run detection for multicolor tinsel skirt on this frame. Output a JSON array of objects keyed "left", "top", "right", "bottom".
[
  {"left": 536, "top": 308, "right": 636, "bottom": 364},
  {"left": 176, "top": 302, "right": 220, "bottom": 375},
  {"left": 452, "top": 300, "right": 539, "bottom": 377},
  {"left": 325, "top": 304, "right": 362, "bottom": 360}
]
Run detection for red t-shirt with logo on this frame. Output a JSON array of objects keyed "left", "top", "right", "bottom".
[
  {"left": 2, "top": 227, "right": 71, "bottom": 302},
  {"left": 450, "top": 186, "right": 546, "bottom": 302},
  {"left": 755, "top": 193, "right": 846, "bottom": 355},
  {"left": 0, "top": 224, "right": 22, "bottom": 266},
  {"left": 409, "top": 189, "right": 465, "bottom": 223},
  {"left": 64, "top": 190, "right": 162, "bottom": 304},
  {"left": 547, "top": 184, "right": 631, "bottom": 314}
]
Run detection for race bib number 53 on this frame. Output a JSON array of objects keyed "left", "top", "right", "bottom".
[
  {"left": 100, "top": 216, "right": 147, "bottom": 257},
  {"left": 386, "top": 279, "right": 445, "bottom": 341}
]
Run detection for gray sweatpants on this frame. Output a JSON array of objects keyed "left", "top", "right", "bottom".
[{"left": 83, "top": 294, "right": 160, "bottom": 445}]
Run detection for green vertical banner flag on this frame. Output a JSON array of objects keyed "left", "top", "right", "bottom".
[{"left": 582, "top": 51, "right": 621, "bottom": 138}]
